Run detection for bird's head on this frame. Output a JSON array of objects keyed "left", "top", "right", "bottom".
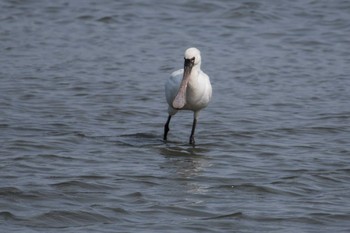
[{"left": 184, "top": 47, "right": 201, "bottom": 68}]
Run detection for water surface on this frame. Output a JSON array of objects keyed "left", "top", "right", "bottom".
[{"left": 1, "top": 0, "right": 350, "bottom": 232}]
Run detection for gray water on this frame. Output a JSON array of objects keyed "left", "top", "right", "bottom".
[{"left": 1, "top": 0, "right": 350, "bottom": 232}]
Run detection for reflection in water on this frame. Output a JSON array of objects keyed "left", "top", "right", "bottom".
[{"left": 158, "top": 145, "right": 211, "bottom": 195}]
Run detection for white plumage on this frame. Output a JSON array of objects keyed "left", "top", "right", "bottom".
[{"left": 163, "top": 47, "right": 212, "bottom": 145}]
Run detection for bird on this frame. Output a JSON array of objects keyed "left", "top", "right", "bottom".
[{"left": 163, "top": 47, "right": 212, "bottom": 145}]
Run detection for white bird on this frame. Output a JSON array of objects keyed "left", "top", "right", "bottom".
[{"left": 163, "top": 47, "right": 212, "bottom": 145}]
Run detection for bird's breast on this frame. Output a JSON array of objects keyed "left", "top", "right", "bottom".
[{"left": 184, "top": 72, "right": 212, "bottom": 110}]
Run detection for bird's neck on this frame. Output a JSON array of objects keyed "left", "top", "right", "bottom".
[
  {"left": 188, "top": 66, "right": 201, "bottom": 87},
  {"left": 189, "top": 65, "right": 200, "bottom": 78}
]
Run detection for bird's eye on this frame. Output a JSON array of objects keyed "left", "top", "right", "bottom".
[{"left": 191, "top": 57, "right": 195, "bottom": 61}]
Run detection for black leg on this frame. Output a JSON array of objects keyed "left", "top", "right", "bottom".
[
  {"left": 163, "top": 115, "right": 171, "bottom": 141},
  {"left": 189, "top": 118, "right": 197, "bottom": 145}
]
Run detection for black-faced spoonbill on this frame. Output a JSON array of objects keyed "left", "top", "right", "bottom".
[{"left": 163, "top": 47, "right": 212, "bottom": 145}]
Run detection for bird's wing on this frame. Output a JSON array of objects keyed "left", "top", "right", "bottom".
[{"left": 165, "top": 69, "right": 183, "bottom": 106}]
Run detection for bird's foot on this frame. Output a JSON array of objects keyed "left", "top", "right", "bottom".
[{"left": 189, "top": 136, "right": 195, "bottom": 146}]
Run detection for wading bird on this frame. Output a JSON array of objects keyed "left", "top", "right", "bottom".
[{"left": 163, "top": 48, "right": 212, "bottom": 145}]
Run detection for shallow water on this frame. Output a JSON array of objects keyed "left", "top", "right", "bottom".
[{"left": 1, "top": 0, "right": 350, "bottom": 232}]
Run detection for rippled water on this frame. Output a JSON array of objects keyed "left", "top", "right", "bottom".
[{"left": 1, "top": 0, "right": 350, "bottom": 232}]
